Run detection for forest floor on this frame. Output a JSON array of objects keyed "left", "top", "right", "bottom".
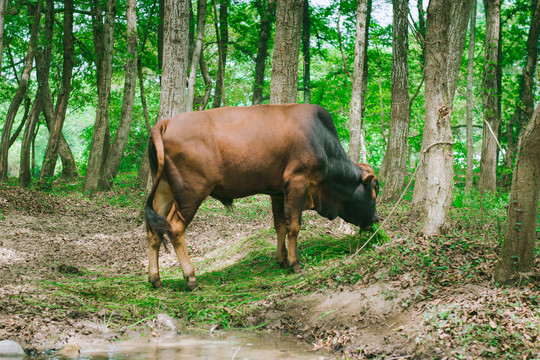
[{"left": 0, "top": 177, "right": 538, "bottom": 359}]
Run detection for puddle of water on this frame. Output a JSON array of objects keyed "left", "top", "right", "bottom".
[{"left": 77, "top": 331, "right": 332, "bottom": 360}]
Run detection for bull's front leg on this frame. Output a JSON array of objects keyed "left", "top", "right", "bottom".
[
  {"left": 284, "top": 179, "right": 308, "bottom": 274},
  {"left": 271, "top": 195, "right": 288, "bottom": 267}
]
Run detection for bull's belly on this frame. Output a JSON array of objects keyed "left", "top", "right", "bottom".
[{"left": 210, "top": 183, "right": 283, "bottom": 199}]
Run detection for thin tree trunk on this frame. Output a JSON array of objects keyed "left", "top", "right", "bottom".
[
  {"left": 212, "top": 0, "right": 228, "bottom": 108},
  {"left": 198, "top": 53, "right": 213, "bottom": 110},
  {"left": 40, "top": 88, "right": 78, "bottom": 180},
  {"left": 0, "top": 0, "right": 8, "bottom": 77},
  {"left": 252, "top": 0, "right": 275, "bottom": 105},
  {"left": 302, "top": 0, "right": 310, "bottom": 103},
  {"left": 186, "top": 0, "right": 207, "bottom": 112},
  {"left": 336, "top": 6, "right": 349, "bottom": 80},
  {"left": 8, "top": 97, "right": 30, "bottom": 148},
  {"left": 348, "top": 0, "right": 369, "bottom": 163},
  {"left": 19, "top": 92, "right": 41, "bottom": 187},
  {"left": 138, "top": 0, "right": 157, "bottom": 134},
  {"left": 358, "top": 0, "right": 371, "bottom": 165},
  {"left": 0, "top": 2, "right": 40, "bottom": 182},
  {"left": 494, "top": 101, "right": 540, "bottom": 284},
  {"left": 380, "top": 0, "right": 410, "bottom": 202},
  {"left": 38, "top": 0, "right": 75, "bottom": 188},
  {"left": 501, "top": 0, "right": 539, "bottom": 188},
  {"left": 478, "top": 0, "right": 501, "bottom": 194},
  {"left": 465, "top": 0, "right": 477, "bottom": 193},
  {"left": 84, "top": 0, "right": 117, "bottom": 194},
  {"left": 412, "top": 0, "right": 472, "bottom": 236},
  {"left": 99, "top": 0, "right": 138, "bottom": 189},
  {"left": 417, "top": 0, "right": 425, "bottom": 65}
]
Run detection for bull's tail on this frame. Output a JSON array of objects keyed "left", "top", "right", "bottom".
[{"left": 144, "top": 122, "right": 173, "bottom": 239}]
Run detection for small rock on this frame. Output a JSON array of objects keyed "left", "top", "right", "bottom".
[
  {"left": 0, "top": 340, "right": 25, "bottom": 356},
  {"left": 155, "top": 314, "right": 183, "bottom": 333},
  {"left": 57, "top": 343, "right": 81, "bottom": 358},
  {"left": 102, "top": 332, "right": 120, "bottom": 341}
]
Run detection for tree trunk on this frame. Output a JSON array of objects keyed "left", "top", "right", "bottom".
[
  {"left": 494, "top": 102, "right": 540, "bottom": 284},
  {"left": 158, "top": 0, "right": 190, "bottom": 120},
  {"left": 186, "top": 0, "right": 207, "bottom": 112},
  {"left": 212, "top": 0, "right": 228, "bottom": 108},
  {"left": 84, "top": 0, "right": 117, "bottom": 194},
  {"left": 198, "top": 53, "right": 213, "bottom": 110},
  {"left": 0, "top": 2, "right": 40, "bottom": 182},
  {"left": 501, "top": 0, "right": 540, "bottom": 188},
  {"left": 465, "top": 0, "right": 477, "bottom": 193},
  {"left": 380, "top": 0, "right": 410, "bottom": 202},
  {"left": 19, "top": 92, "right": 41, "bottom": 187},
  {"left": 412, "top": 0, "right": 472, "bottom": 236},
  {"left": 478, "top": 0, "right": 502, "bottom": 194},
  {"left": 348, "top": 0, "right": 369, "bottom": 163},
  {"left": 99, "top": 0, "right": 138, "bottom": 190},
  {"left": 137, "top": 0, "right": 190, "bottom": 190},
  {"left": 252, "top": 0, "right": 275, "bottom": 105},
  {"left": 302, "top": 0, "right": 310, "bottom": 103},
  {"left": 0, "top": 0, "right": 8, "bottom": 77},
  {"left": 270, "top": 0, "right": 303, "bottom": 104},
  {"left": 38, "top": 0, "right": 75, "bottom": 188}
]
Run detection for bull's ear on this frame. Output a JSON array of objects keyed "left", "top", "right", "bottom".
[
  {"left": 362, "top": 173, "right": 375, "bottom": 183},
  {"left": 357, "top": 163, "right": 376, "bottom": 184}
]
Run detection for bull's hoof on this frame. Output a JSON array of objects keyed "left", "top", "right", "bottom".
[
  {"left": 149, "top": 278, "right": 163, "bottom": 289},
  {"left": 292, "top": 263, "right": 304, "bottom": 274},
  {"left": 186, "top": 278, "right": 198, "bottom": 291},
  {"left": 277, "top": 259, "right": 288, "bottom": 268}
]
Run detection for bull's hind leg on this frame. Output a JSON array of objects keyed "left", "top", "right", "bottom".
[
  {"left": 168, "top": 210, "right": 198, "bottom": 290},
  {"left": 148, "top": 180, "right": 174, "bottom": 288},
  {"left": 271, "top": 195, "right": 288, "bottom": 267},
  {"left": 147, "top": 226, "right": 164, "bottom": 288}
]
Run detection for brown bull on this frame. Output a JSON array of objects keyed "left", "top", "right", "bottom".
[{"left": 145, "top": 104, "right": 379, "bottom": 290}]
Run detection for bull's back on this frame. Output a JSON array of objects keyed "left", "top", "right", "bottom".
[{"left": 161, "top": 104, "right": 324, "bottom": 197}]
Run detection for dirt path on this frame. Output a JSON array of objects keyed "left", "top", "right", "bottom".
[{"left": 0, "top": 185, "right": 538, "bottom": 359}]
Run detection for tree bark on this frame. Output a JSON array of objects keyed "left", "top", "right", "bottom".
[
  {"left": 158, "top": 0, "right": 190, "bottom": 120},
  {"left": 270, "top": 0, "right": 303, "bottom": 104},
  {"left": 494, "top": 102, "right": 540, "bottom": 284},
  {"left": 138, "top": 0, "right": 190, "bottom": 190},
  {"left": 212, "top": 0, "right": 228, "bottom": 108},
  {"left": 411, "top": 0, "right": 472, "bottom": 236},
  {"left": 0, "top": 2, "right": 40, "bottom": 182},
  {"left": 501, "top": 0, "right": 540, "bottom": 188},
  {"left": 19, "top": 92, "right": 41, "bottom": 187},
  {"left": 380, "top": 0, "right": 410, "bottom": 202},
  {"left": 185, "top": 0, "right": 207, "bottom": 112},
  {"left": 198, "top": 53, "right": 213, "bottom": 110},
  {"left": 348, "top": 0, "right": 369, "bottom": 163},
  {"left": 465, "top": 0, "right": 477, "bottom": 193},
  {"left": 302, "top": 0, "right": 310, "bottom": 103},
  {"left": 99, "top": 0, "right": 138, "bottom": 190},
  {"left": 84, "top": 0, "right": 117, "bottom": 194},
  {"left": 252, "top": 0, "right": 275, "bottom": 105},
  {"left": 0, "top": 0, "right": 8, "bottom": 77},
  {"left": 38, "top": 0, "right": 76, "bottom": 188},
  {"left": 478, "top": 0, "right": 502, "bottom": 194}
]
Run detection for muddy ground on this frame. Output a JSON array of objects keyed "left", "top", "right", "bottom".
[{"left": 0, "top": 184, "right": 538, "bottom": 359}]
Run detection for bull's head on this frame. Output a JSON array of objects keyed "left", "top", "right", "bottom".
[{"left": 339, "top": 163, "right": 380, "bottom": 231}]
